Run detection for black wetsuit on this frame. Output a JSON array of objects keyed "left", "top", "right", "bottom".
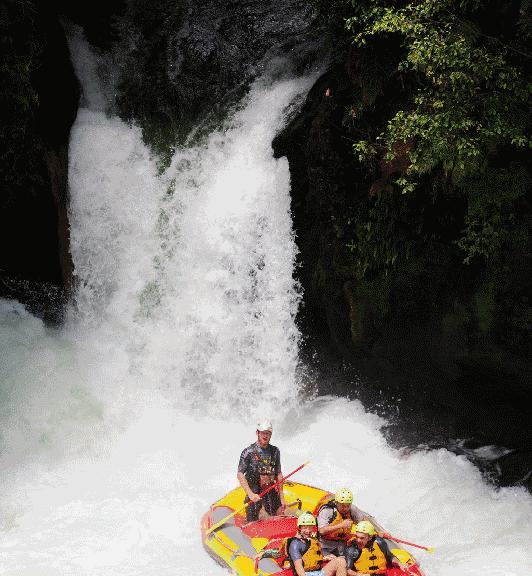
[{"left": 238, "top": 441, "right": 281, "bottom": 521}]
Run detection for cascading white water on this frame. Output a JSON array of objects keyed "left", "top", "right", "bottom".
[{"left": 0, "top": 29, "right": 531, "bottom": 576}]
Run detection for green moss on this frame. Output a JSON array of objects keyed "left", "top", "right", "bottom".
[{"left": 139, "top": 121, "right": 177, "bottom": 173}]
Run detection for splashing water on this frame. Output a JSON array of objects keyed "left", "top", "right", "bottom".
[{"left": 0, "top": 28, "right": 531, "bottom": 576}]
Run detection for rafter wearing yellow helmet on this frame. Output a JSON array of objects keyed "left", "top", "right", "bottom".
[{"left": 316, "top": 489, "right": 385, "bottom": 558}]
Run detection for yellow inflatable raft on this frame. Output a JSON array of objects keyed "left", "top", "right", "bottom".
[{"left": 201, "top": 481, "right": 425, "bottom": 576}]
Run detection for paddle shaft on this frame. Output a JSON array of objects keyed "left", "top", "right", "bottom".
[
  {"left": 206, "top": 460, "right": 309, "bottom": 535},
  {"left": 382, "top": 533, "right": 434, "bottom": 552}
]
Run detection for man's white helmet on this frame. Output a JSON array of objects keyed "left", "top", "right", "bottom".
[{"left": 257, "top": 421, "right": 273, "bottom": 432}]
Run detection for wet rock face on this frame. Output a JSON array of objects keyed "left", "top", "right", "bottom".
[
  {"left": 273, "top": 50, "right": 532, "bottom": 385},
  {"left": 274, "top": 53, "right": 532, "bottom": 490},
  {"left": 273, "top": 62, "right": 364, "bottom": 353},
  {"left": 116, "top": 0, "right": 318, "bottom": 141},
  {"left": 53, "top": 0, "right": 126, "bottom": 50},
  {"left": 0, "top": 2, "right": 79, "bottom": 322}
]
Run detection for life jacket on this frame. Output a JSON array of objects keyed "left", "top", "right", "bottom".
[
  {"left": 257, "top": 460, "right": 276, "bottom": 491},
  {"left": 283, "top": 536, "right": 323, "bottom": 573},
  {"left": 319, "top": 499, "right": 351, "bottom": 541},
  {"left": 353, "top": 538, "right": 388, "bottom": 574}
]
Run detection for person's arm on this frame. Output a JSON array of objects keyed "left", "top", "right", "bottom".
[
  {"left": 317, "top": 509, "right": 352, "bottom": 537},
  {"left": 345, "top": 542, "right": 362, "bottom": 576},
  {"left": 237, "top": 449, "right": 261, "bottom": 502},
  {"left": 292, "top": 558, "right": 306, "bottom": 576},
  {"left": 288, "top": 539, "right": 307, "bottom": 576},
  {"left": 237, "top": 471, "right": 261, "bottom": 502},
  {"left": 318, "top": 520, "right": 353, "bottom": 536},
  {"left": 377, "top": 537, "right": 404, "bottom": 569}
]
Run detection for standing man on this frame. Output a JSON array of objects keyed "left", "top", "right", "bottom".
[
  {"left": 237, "top": 420, "right": 287, "bottom": 522},
  {"left": 317, "top": 489, "right": 384, "bottom": 558}
]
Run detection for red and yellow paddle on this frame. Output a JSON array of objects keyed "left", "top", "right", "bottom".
[
  {"left": 206, "top": 461, "right": 310, "bottom": 535},
  {"left": 382, "top": 532, "right": 435, "bottom": 553}
]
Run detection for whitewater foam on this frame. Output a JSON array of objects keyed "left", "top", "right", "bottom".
[{"left": 0, "top": 27, "right": 531, "bottom": 576}]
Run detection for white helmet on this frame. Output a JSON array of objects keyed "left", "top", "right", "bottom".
[{"left": 257, "top": 421, "right": 273, "bottom": 432}]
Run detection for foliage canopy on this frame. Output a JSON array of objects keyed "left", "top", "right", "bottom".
[
  {"left": 313, "top": 0, "right": 531, "bottom": 271},
  {"left": 347, "top": 0, "right": 531, "bottom": 193}
]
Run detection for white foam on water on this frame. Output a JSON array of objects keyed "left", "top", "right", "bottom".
[{"left": 0, "top": 28, "right": 531, "bottom": 576}]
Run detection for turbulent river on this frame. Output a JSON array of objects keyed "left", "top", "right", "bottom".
[{"left": 1, "top": 30, "right": 531, "bottom": 576}]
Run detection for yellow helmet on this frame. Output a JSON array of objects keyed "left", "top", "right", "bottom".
[
  {"left": 335, "top": 488, "right": 353, "bottom": 504},
  {"left": 355, "top": 520, "right": 376, "bottom": 536},
  {"left": 297, "top": 512, "right": 316, "bottom": 527}
]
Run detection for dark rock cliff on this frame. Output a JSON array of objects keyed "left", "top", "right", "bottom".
[
  {"left": 273, "top": 49, "right": 532, "bottom": 489},
  {"left": 1, "top": 1, "right": 79, "bottom": 321},
  {"left": 113, "top": 0, "right": 318, "bottom": 155}
]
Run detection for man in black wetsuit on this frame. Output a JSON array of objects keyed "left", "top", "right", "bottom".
[{"left": 237, "top": 421, "right": 287, "bottom": 522}]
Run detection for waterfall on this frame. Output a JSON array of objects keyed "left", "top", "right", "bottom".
[{"left": 0, "top": 27, "right": 530, "bottom": 576}]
